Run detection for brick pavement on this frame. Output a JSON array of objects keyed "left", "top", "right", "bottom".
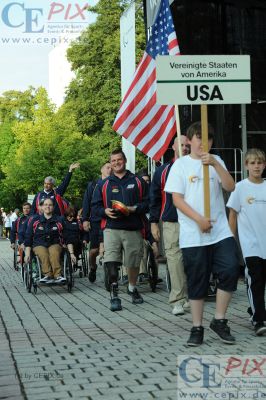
[{"left": 0, "top": 238, "right": 265, "bottom": 400}]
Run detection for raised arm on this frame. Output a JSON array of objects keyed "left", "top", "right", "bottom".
[{"left": 56, "top": 162, "right": 80, "bottom": 196}]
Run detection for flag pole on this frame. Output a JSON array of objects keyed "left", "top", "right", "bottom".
[
  {"left": 175, "top": 105, "right": 182, "bottom": 156},
  {"left": 201, "top": 104, "right": 210, "bottom": 218}
]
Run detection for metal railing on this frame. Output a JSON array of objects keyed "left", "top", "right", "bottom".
[
  {"left": 149, "top": 147, "right": 244, "bottom": 182},
  {"left": 211, "top": 148, "right": 244, "bottom": 182}
]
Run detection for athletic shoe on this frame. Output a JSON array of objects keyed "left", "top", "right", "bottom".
[
  {"left": 127, "top": 288, "right": 144, "bottom": 304},
  {"left": 88, "top": 268, "right": 97, "bottom": 283},
  {"left": 254, "top": 322, "right": 266, "bottom": 336},
  {"left": 183, "top": 301, "right": 190, "bottom": 311},
  {"left": 40, "top": 276, "right": 54, "bottom": 283},
  {"left": 187, "top": 326, "right": 204, "bottom": 346},
  {"left": 121, "top": 275, "right": 129, "bottom": 285},
  {"left": 54, "top": 276, "right": 66, "bottom": 283},
  {"left": 110, "top": 297, "right": 122, "bottom": 312},
  {"left": 210, "top": 318, "right": 235, "bottom": 344},
  {"left": 138, "top": 273, "right": 149, "bottom": 284},
  {"left": 172, "top": 303, "right": 185, "bottom": 316}
]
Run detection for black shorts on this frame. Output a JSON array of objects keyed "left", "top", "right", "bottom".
[
  {"left": 182, "top": 237, "right": 239, "bottom": 300},
  {"left": 90, "top": 221, "right": 101, "bottom": 249}
]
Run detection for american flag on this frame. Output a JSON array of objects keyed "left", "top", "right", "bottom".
[{"left": 113, "top": 0, "right": 180, "bottom": 161}]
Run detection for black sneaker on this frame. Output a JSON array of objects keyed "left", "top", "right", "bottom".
[
  {"left": 254, "top": 322, "right": 266, "bottom": 336},
  {"left": 187, "top": 326, "right": 204, "bottom": 346},
  {"left": 121, "top": 275, "right": 129, "bottom": 285},
  {"left": 127, "top": 288, "right": 144, "bottom": 304},
  {"left": 110, "top": 297, "right": 122, "bottom": 312},
  {"left": 138, "top": 273, "right": 149, "bottom": 284},
  {"left": 210, "top": 318, "right": 235, "bottom": 344},
  {"left": 88, "top": 268, "right": 97, "bottom": 283},
  {"left": 110, "top": 283, "right": 122, "bottom": 312}
]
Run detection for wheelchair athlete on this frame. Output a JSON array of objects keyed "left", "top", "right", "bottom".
[
  {"left": 24, "top": 198, "right": 66, "bottom": 284},
  {"left": 63, "top": 206, "right": 89, "bottom": 267}
]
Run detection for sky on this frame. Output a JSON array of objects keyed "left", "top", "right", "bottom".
[{"left": 0, "top": 0, "right": 99, "bottom": 95}]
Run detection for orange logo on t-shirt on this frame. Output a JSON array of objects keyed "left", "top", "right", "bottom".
[
  {"left": 246, "top": 196, "right": 255, "bottom": 204},
  {"left": 189, "top": 175, "right": 198, "bottom": 183}
]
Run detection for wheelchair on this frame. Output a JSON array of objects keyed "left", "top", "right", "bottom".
[
  {"left": 145, "top": 241, "right": 159, "bottom": 292},
  {"left": 13, "top": 241, "right": 20, "bottom": 271},
  {"left": 72, "top": 242, "right": 89, "bottom": 278},
  {"left": 24, "top": 248, "right": 74, "bottom": 294},
  {"left": 165, "top": 263, "right": 217, "bottom": 298}
]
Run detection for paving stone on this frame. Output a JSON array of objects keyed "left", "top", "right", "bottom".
[{"left": 0, "top": 239, "right": 264, "bottom": 400}]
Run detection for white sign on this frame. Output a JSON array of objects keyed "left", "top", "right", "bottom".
[
  {"left": 156, "top": 55, "right": 251, "bottom": 105},
  {"left": 120, "top": 2, "right": 136, "bottom": 172},
  {"left": 27, "top": 195, "right": 35, "bottom": 205}
]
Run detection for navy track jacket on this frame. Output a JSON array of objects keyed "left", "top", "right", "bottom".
[
  {"left": 30, "top": 171, "right": 72, "bottom": 216},
  {"left": 82, "top": 179, "right": 101, "bottom": 223},
  {"left": 92, "top": 171, "right": 149, "bottom": 231},
  {"left": 25, "top": 214, "right": 64, "bottom": 248},
  {"left": 149, "top": 162, "right": 178, "bottom": 223}
]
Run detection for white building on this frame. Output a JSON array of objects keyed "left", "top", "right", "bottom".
[{"left": 48, "top": 44, "right": 75, "bottom": 108}]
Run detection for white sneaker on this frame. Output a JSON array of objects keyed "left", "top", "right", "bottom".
[
  {"left": 183, "top": 301, "right": 190, "bottom": 311},
  {"left": 172, "top": 303, "right": 185, "bottom": 316},
  {"left": 54, "top": 276, "right": 66, "bottom": 283},
  {"left": 40, "top": 276, "right": 54, "bottom": 284}
]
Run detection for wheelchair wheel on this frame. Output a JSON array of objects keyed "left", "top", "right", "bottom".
[
  {"left": 25, "top": 262, "right": 33, "bottom": 293},
  {"left": 31, "top": 256, "right": 40, "bottom": 290},
  {"left": 13, "top": 243, "right": 19, "bottom": 271},
  {"left": 104, "top": 263, "right": 111, "bottom": 292},
  {"left": 207, "top": 276, "right": 217, "bottom": 298},
  {"left": 81, "top": 244, "right": 88, "bottom": 277},
  {"left": 147, "top": 245, "right": 158, "bottom": 293},
  {"left": 64, "top": 251, "right": 74, "bottom": 292},
  {"left": 166, "top": 264, "right": 171, "bottom": 293},
  {"left": 21, "top": 261, "right": 25, "bottom": 282}
]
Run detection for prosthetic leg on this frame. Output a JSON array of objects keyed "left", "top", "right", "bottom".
[{"left": 105, "top": 262, "right": 122, "bottom": 312}]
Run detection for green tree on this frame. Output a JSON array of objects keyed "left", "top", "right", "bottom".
[
  {"left": 65, "top": 0, "right": 146, "bottom": 166},
  {"left": 0, "top": 88, "right": 99, "bottom": 209},
  {"left": 0, "top": 87, "right": 37, "bottom": 123}
]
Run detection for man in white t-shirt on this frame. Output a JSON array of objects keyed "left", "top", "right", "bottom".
[
  {"left": 165, "top": 121, "right": 239, "bottom": 346},
  {"left": 227, "top": 148, "right": 266, "bottom": 336},
  {"left": 10, "top": 208, "right": 20, "bottom": 224}
]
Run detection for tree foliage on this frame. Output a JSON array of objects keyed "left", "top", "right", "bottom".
[
  {"left": 0, "top": 87, "right": 37, "bottom": 123},
  {"left": 0, "top": 1, "right": 148, "bottom": 209},
  {"left": 0, "top": 88, "right": 98, "bottom": 209},
  {"left": 65, "top": 0, "right": 146, "bottom": 166}
]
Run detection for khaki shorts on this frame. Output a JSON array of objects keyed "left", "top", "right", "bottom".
[{"left": 103, "top": 229, "right": 143, "bottom": 268}]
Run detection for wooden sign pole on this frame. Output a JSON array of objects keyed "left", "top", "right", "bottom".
[
  {"left": 175, "top": 105, "right": 182, "bottom": 157},
  {"left": 200, "top": 104, "right": 210, "bottom": 218}
]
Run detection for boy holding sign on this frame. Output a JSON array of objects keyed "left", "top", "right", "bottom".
[{"left": 165, "top": 121, "right": 239, "bottom": 346}]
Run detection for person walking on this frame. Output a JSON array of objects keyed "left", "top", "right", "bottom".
[
  {"left": 92, "top": 149, "right": 149, "bottom": 311},
  {"left": 165, "top": 122, "right": 239, "bottom": 346},
  {"left": 227, "top": 148, "right": 266, "bottom": 336},
  {"left": 150, "top": 135, "right": 190, "bottom": 315}
]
